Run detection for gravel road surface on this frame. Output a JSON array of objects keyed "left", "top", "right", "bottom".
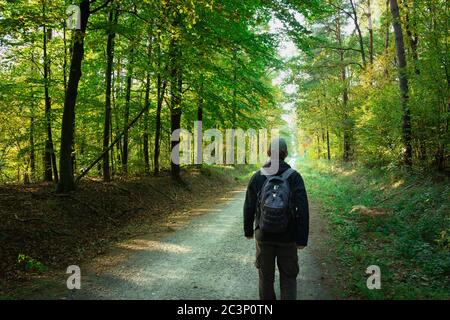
[{"left": 70, "top": 188, "right": 332, "bottom": 300}]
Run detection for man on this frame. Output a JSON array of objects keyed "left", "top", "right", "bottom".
[{"left": 243, "top": 138, "right": 309, "bottom": 300}]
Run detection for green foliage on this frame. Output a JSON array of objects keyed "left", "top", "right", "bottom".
[
  {"left": 293, "top": 0, "right": 449, "bottom": 171},
  {"left": 0, "top": 0, "right": 320, "bottom": 182},
  {"left": 300, "top": 159, "right": 450, "bottom": 299},
  {"left": 17, "top": 254, "right": 48, "bottom": 273}
]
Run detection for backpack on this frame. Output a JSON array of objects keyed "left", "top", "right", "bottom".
[{"left": 257, "top": 168, "right": 295, "bottom": 234}]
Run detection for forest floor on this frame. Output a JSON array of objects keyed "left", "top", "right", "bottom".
[
  {"left": 0, "top": 165, "right": 255, "bottom": 298},
  {"left": 301, "top": 160, "right": 450, "bottom": 299},
  {"left": 1, "top": 160, "right": 448, "bottom": 299},
  {"left": 5, "top": 187, "right": 334, "bottom": 300},
  {"left": 0, "top": 163, "right": 337, "bottom": 300}
]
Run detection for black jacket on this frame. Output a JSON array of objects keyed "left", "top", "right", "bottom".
[{"left": 243, "top": 161, "right": 309, "bottom": 246}]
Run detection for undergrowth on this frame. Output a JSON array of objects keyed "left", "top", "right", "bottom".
[{"left": 300, "top": 159, "right": 449, "bottom": 299}]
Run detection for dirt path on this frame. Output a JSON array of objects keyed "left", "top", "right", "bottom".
[{"left": 59, "top": 187, "right": 333, "bottom": 300}]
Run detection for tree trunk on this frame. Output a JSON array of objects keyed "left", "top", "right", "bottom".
[
  {"left": 367, "top": 0, "right": 374, "bottom": 65},
  {"left": 384, "top": 0, "right": 390, "bottom": 76},
  {"left": 349, "top": 0, "right": 367, "bottom": 67},
  {"left": 168, "top": 9, "right": 183, "bottom": 180},
  {"left": 122, "top": 47, "right": 134, "bottom": 175},
  {"left": 153, "top": 69, "right": 166, "bottom": 176},
  {"left": 337, "top": 16, "right": 351, "bottom": 162},
  {"left": 324, "top": 104, "right": 331, "bottom": 160},
  {"left": 232, "top": 49, "right": 238, "bottom": 128},
  {"left": 196, "top": 75, "right": 204, "bottom": 167},
  {"left": 143, "top": 72, "right": 151, "bottom": 174},
  {"left": 153, "top": 28, "right": 162, "bottom": 176},
  {"left": 57, "top": 0, "right": 90, "bottom": 193},
  {"left": 103, "top": 6, "right": 117, "bottom": 181},
  {"left": 326, "top": 128, "right": 331, "bottom": 160},
  {"left": 43, "top": 2, "right": 51, "bottom": 182},
  {"left": 171, "top": 107, "right": 182, "bottom": 179},
  {"left": 316, "top": 133, "right": 321, "bottom": 159},
  {"left": 114, "top": 56, "right": 122, "bottom": 167},
  {"left": 154, "top": 73, "right": 162, "bottom": 176},
  {"left": 390, "top": 0, "right": 413, "bottom": 166},
  {"left": 30, "top": 99, "right": 36, "bottom": 182},
  {"left": 76, "top": 105, "right": 148, "bottom": 183},
  {"left": 63, "top": 27, "right": 67, "bottom": 92},
  {"left": 170, "top": 64, "right": 182, "bottom": 180},
  {"left": 143, "top": 30, "right": 153, "bottom": 175},
  {"left": 403, "top": 0, "right": 420, "bottom": 75},
  {"left": 42, "top": 0, "right": 58, "bottom": 182},
  {"left": 197, "top": 76, "right": 204, "bottom": 123}
]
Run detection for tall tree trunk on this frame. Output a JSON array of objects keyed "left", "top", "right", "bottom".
[
  {"left": 384, "top": 0, "right": 390, "bottom": 76},
  {"left": 153, "top": 69, "right": 166, "bottom": 176},
  {"left": 168, "top": 8, "right": 183, "bottom": 180},
  {"left": 390, "top": 0, "right": 413, "bottom": 166},
  {"left": 428, "top": 1, "right": 448, "bottom": 170},
  {"left": 403, "top": 0, "right": 420, "bottom": 75},
  {"left": 170, "top": 60, "right": 182, "bottom": 180},
  {"left": 325, "top": 104, "right": 331, "bottom": 160},
  {"left": 195, "top": 75, "right": 204, "bottom": 167},
  {"left": 367, "top": 0, "right": 374, "bottom": 65},
  {"left": 326, "top": 128, "right": 331, "bottom": 160},
  {"left": 337, "top": 16, "right": 351, "bottom": 162},
  {"left": 153, "top": 28, "right": 163, "bottom": 176},
  {"left": 349, "top": 0, "right": 367, "bottom": 67},
  {"left": 197, "top": 76, "right": 204, "bottom": 123},
  {"left": 143, "top": 72, "right": 151, "bottom": 174},
  {"left": 114, "top": 56, "right": 122, "bottom": 166},
  {"left": 75, "top": 105, "right": 149, "bottom": 183},
  {"left": 171, "top": 107, "right": 182, "bottom": 179},
  {"left": 103, "top": 6, "right": 117, "bottom": 181},
  {"left": 143, "top": 30, "right": 153, "bottom": 175},
  {"left": 316, "top": 133, "right": 321, "bottom": 159},
  {"left": 57, "top": 0, "right": 90, "bottom": 193},
  {"left": 153, "top": 76, "right": 163, "bottom": 176},
  {"left": 63, "top": 23, "right": 68, "bottom": 92},
  {"left": 122, "top": 47, "right": 134, "bottom": 175},
  {"left": 42, "top": 0, "right": 51, "bottom": 182},
  {"left": 30, "top": 115, "right": 36, "bottom": 181},
  {"left": 42, "top": 0, "right": 58, "bottom": 182},
  {"left": 30, "top": 84, "right": 36, "bottom": 181},
  {"left": 232, "top": 49, "right": 238, "bottom": 127}
]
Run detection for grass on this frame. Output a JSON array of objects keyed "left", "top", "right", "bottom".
[{"left": 298, "top": 159, "right": 450, "bottom": 299}]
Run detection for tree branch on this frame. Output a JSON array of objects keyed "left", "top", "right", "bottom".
[
  {"left": 75, "top": 105, "right": 147, "bottom": 183},
  {"left": 90, "top": 0, "right": 112, "bottom": 15},
  {"left": 328, "top": 1, "right": 354, "bottom": 21},
  {"left": 318, "top": 46, "right": 362, "bottom": 52}
]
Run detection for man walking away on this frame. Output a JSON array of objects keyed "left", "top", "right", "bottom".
[{"left": 243, "top": 138, "right": 309, "bottom": 300}]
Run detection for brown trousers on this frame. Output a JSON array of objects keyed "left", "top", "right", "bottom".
[{"left": 255, "top": 241, "right": 299, "bottom": 300}]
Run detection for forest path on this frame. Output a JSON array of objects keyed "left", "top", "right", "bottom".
[{"left": 69, "top": 186, "right": 332, "bottom": 300}]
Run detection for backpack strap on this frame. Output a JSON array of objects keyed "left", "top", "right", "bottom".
[{"left": 280, "top": 168, "right": 295, "bottom": 180}]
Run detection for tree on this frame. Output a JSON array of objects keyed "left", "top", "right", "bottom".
[
  {"left": 57, "top": 0, "right": 91, "bottom": 192},
  {"left": 42, "top": 0, "right": 58, "bottom": 182},
  {"left": 57, "top": 0, "right": 112, "bottom": 192},
  {"left": 102, "top": 4, "right": 117, "bottom": 181},
  {"left": 390, "top": 0, "right": 412, "bottom": 166}
]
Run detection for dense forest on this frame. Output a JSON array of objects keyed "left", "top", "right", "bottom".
[
  {"left": 0, "top": 0, "right": 300, "bottom": 191},
  {"left": 0, "top": 0, "right": 448, "bottom": 190},
  {"left": 0, "top": 0, "right": 449, "bottom": 300},
  {"left": 294, "top": 0, "right": 448, "bottom": 170}
]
